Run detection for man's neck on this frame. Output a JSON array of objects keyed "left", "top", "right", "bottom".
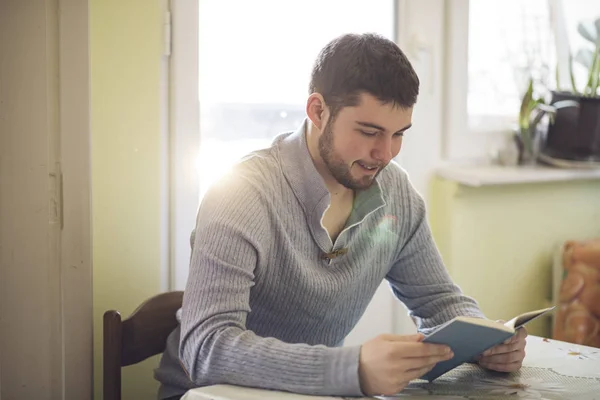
[{"left": 328, "top": 187, "right": 354, "bottom": 206}]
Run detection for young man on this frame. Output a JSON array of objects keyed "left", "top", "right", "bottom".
[{"left": 155, "top": 33, "right": 527, "bottom": 399}]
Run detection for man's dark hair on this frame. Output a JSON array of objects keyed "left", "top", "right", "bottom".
[{"left": 309, "top": 33, "right": 419, "bottom": 118}]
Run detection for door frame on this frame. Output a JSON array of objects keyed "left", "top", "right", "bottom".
[{"left": 59, "top": 0, "right": 93, "bottom": 398}]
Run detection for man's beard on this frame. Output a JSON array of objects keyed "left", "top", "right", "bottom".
[{"left": 318, "top": 120, "right": 385, "bottom": 190}]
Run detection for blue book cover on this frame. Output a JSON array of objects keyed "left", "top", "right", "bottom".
[{"left": 420, "top": 306, "right": 555, "bottom": 381}]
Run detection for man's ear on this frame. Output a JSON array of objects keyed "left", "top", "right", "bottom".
[{"left": 306, "top": 93, "right": 329, "bottom": 131}]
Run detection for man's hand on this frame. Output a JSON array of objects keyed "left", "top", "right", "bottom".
[
  {"left": 477, "top": 326, "right": 528, "bottom": 372},
  {"left": 358, "top": 333, "right": 454, "bottom": 396}
]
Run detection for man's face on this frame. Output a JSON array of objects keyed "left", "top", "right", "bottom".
[{"left": 318, "top": 93, "right": 413, "bottom": 190}]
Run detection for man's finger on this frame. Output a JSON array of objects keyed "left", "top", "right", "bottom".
[
  {"left": 480, "top": 349, "right": 525, "bottom": 365},
  {"left": 503, "top": 335, "right": 517, "bottom": 345},
  {"left": 503, "top": 327, "right": 528, "bottom": 344},
  {"left": 390, "top": 341, "right": 453, "bottom": 358},
  {"left": 401, "top": 352, "right": 454, "bottom": 371},
  {"left": 480, "top": 360, "right": 523, "bottom": 373},
  {"left": 483, "top": 338, "right": 525, "bottom": 356},
  {"left": 383, "top": 333, "right": 425, "bottom": 343},
  {"left": 404, "top": 363, "right": 438, "bottom": 381},
  {"left": 484, "top": 344, "right": 515, "bottom": 356}
]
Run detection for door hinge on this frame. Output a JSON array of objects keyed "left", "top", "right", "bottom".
[
  {"left": 59, "top": 169, "right": 64, "bottom": 230},
  {"left": 49, "top": 163, "right": 63, "bottom": 230}
]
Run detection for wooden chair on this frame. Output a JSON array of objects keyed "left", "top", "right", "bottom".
[{"left": 103, "top": 291, "right": 184, "bottom": 400}]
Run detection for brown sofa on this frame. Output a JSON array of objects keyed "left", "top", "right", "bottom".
[{"left": 553, "top": 238, "right": 600, "bottom": 348}]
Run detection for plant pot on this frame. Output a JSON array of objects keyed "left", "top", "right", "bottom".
[{"left": 541, "top": 91, "right": 600, "bottom": 162}]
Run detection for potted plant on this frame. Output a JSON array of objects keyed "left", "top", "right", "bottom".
[
  {"left": 515, "top": 76, "right": 579, "bottom": 165},
  {"left": 541, "top": 17, "right": 600, "bottom": 164}
]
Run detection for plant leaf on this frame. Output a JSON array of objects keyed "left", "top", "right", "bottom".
[
  {"left": 585, "top": 44, "right": 599, "bottom": 95},
  {"left": 555, "top": 61, "right": 561, "bottom": 91},
  {"left": 519, "top": 78, "right": 534, "bottom": 132},
  {"left": 569, "top": 52, "right": 579, "bottom": 94},
  {"left": 593, "top": 44, "right": 600, "bottom": 95},
  {"left": 575, "top": 49, "right": 594, "bottom": 69},
  {"left": 578, "top": 20, "right": 600, "bottom": 46}
]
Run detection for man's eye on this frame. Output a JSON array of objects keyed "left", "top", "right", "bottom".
[
  {"left": 393, "top": 131, "right": 405, "bottom": 137},
  {"left": 360, "top": 130, "right": 377, "bottom": 136}
]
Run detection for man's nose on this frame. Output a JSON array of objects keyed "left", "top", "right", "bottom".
[{"left": 371, "top": 136, "right": 393, "bottom": 164}]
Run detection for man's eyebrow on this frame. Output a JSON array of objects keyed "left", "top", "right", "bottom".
[
  {"left": 396, "top": 123, "right": 412, "bottom": 133},
  {"left": 356, "top": 121, "right": 412, "bottom": 133}
]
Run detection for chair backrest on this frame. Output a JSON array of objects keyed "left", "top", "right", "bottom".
[{"left": 103, "top": 291, "right": 184, "bottom": 400}]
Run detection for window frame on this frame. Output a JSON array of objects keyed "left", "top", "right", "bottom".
[
  {"left": 442, "top": 0, "right": 571, "bottom": 161},
  {"left": 168, "top": 0, "right": 200, "bottom": 290}
]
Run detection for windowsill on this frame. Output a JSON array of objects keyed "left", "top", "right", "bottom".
[{"left": 435, "top": 163, "right": 600, "bottom": 187}]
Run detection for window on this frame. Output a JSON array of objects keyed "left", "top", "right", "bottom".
[
  {"left": 197, "top": 0, "right": 395, "bottom": 198},
  {"left": 444, "top": 0, "right": 600, "bottom": 160},
  {"left": 559, "top": 0, "right": 600, "bottom": 94},
  {"left": 170, "top": 0, "right": 395, "bottom": 289},
  {"left": 170, "top": 0, "right": 405, "bottom": 343},
  {"left": 467, "top": 0, "right": 555, "bottom": 133}
]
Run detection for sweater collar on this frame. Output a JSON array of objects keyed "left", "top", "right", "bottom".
[{"left": 276, "top": 119, "right": 386, "bottom": 250}]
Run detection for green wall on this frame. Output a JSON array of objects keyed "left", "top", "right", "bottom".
[
  {"left": 429, "top": 176, "right": 600, "bottom": 336},
  {"left": 91, "top": 0, "right": 165, "bottom": 398}
]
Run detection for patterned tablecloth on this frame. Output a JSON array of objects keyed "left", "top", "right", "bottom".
[{"left": 182, "top": 336, "right": 600, "bottom": 400}]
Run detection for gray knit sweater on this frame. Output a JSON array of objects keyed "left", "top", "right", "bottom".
[{"left": 154, "top": 121, "right": 484, "bottom": 399}]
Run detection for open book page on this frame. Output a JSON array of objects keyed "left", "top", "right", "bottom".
[
  {"left": 504, "top": 306, "right": 556, "bottom": 330},
  {"left": 429, "top": 316, "right": 510, "bottom": 333}
]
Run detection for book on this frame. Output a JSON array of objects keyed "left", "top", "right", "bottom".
[{"left": 420, "top": 306, "right": 556, "bottom": 381}]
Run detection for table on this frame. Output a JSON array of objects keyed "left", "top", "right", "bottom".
[{"left": 182, "top": 336, "right": 600, "bottom": 400}]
